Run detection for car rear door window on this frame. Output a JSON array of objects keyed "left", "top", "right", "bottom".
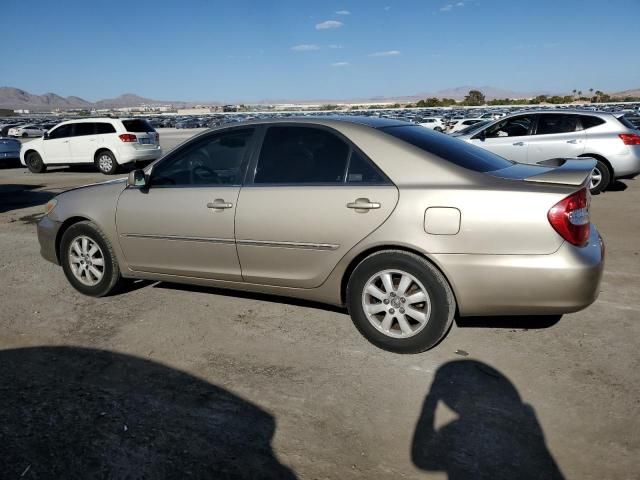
[
  {"left": 48, "top": 124, "right": 73, "bottom": 139},
  {"left": 122, "top": 119, "right": 155, "bottom": 132},
  {"left": 484, "top": 115, "right": 534, "bottom": 138},
  {"left": 536, "top": 114, "right": 579, "bottom": 135},
  {"left": 73, "top": 123, "right": 95, "bottom": 136},
  {"left": 579, "top": 116, "right": 605, "bottom": 130},
  {"left": 95, "top": 123, "right": 116, "bottom": 134},
  {"left": 151, "top": 128, "right": 254, "bottom": 186},
  {"left": 346, "top": 151, "right": 388, "bottom": 184},
  {"left": 254, "top": 126, "right": 350, "bottom": 184}
]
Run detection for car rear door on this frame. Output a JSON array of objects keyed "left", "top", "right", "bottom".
[
  {"left": 468, "top": 114, "right": 534, "bottom": 163},
  {"left": 42, "top": 123, "right": 73, "bottom": 163},
  {"left": 69, "top": 122, "right": 97, "bottom": 163},
  {"left": 526, "top": 114, "right": 586, "bottom": 163},
  {"left": 116, "top": 127, "right": 256, "bottom": 280},
  {"left": 234, "top": 125, "right": 398, "bottom": 288}
]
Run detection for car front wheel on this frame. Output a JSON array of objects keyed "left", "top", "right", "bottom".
[
  {"left": 60, "top": 221, "right": 123, "bottom": 297},
  {"left": 26, "top": 151, "right": 46, "bottom": 173},
  {"left": 347, "top": 251, "right": 456, "bottom": 353}
]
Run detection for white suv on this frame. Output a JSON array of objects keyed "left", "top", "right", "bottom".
[{"left": 20, "top": 118, "right": 163, "bottom": 174}]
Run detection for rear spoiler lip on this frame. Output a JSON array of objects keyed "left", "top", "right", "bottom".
[{"left": 524, "top": 157, "right": 596, "bottom": 187}]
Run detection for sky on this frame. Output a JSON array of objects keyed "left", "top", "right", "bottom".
[{"left": 3, "top": 0, "right": 640, "bottom": 102}]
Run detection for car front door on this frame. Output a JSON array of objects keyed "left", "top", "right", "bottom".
[
  {"left": 234, "top": 125, "right": 399, "bottom": 288},
  {"left": 115, "top": 127, "right": 256, "bottom": 280},
  {"left": 42, "top": 123, "right": 73, "bottom": 163},
  {"left": 469, "top": 115, "right": 534, "bottom": 163},
  {"left": 70, "top": 122, "right": 98, "bottom": 163},
  {"left": 526, "top": 114, "right": 586, "bottom": 163}
]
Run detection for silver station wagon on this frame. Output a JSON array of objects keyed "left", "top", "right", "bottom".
[{"left": 37, "top": 117, "right": 604, "bottom": 353}]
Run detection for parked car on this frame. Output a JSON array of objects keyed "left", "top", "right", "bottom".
[
  {"left": 8, "top": 124, "right": 46, "bottom": 138},
  {"left": 418, "top": 117, "right": 445, "bottom": 132},
  {"left": 447, "top": 118, "right": 486, "bottom": 134},
  {"left": 20, "top": 118, "right": 162, "bottom": 175},
  {"left": 37, "top": 117, "right": 603, "bottom": 353},
  {"left": 0, "top": 123, "right": 23, "bottom": 137},
  {"left": 453, "top": 110, "right": 640, "bottom": 194},
  {"left": 0, "top": 137, "right": 21, "bottom": 166}
]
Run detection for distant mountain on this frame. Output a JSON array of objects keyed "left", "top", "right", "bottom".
[
  {"left": 611, "top": 88, "right": 640, "bottom": 98},
  {"left": 0, "top": 87, "right": 192, "bottom": 111}
]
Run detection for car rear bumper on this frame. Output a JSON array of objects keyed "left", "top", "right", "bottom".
[
  {"left": 435, "top": 225, "right": 604, "bottom": 316},
  {"left": 37, "top": 215, "right": 62, "bottom": 265},
  {"left": 117, "top": 146, "right": 163, "bottom": 165},
  {"left": 610, "top": 147, "right": 640, "bottom": 178},
  {"left": 0, "top": 151, "right": 20, "bottom": 160}
]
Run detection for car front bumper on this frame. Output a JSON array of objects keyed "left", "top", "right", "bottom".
[
  {"left": 435, "top": 225, "right": 605, "bottom": 316},
  {"left": 37, "top": 215, "right": 62, "bottom": 265}
]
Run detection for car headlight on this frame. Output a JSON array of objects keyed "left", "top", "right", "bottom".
[{"left": 44, "top": 198, "right": 58, "bottom": 215}]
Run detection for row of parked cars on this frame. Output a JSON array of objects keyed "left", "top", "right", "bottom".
[{"left": 2, "top": 105, "right": 640, "bottom": 194}]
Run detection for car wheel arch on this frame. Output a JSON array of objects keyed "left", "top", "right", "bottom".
[
  {"left": 55, "top": 216, "right": 93, "bottom": 263},
  {"left": 579, "top": 153, "right": 613, "bottom": 177},
  {"left": 340, "top": 245, "right": 460, "bottom": 313},
  {"left": 94, "top": 148, "right": 115, "bottom": 162}
]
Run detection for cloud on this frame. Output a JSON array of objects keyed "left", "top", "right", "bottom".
[
  {"left": 316, "top": 20, "right": 344, "bottom": 30},
  {"left": 331, "top": 62, "right": 350, "bottom": 67},
  {"left": 328, "top": 44, "right": 343, "bottom": 49},
  {"left": 440, "top": 4, "right": 453, "bottom": 11},
  {"left": 368, "top": 50, "right": 400, "bottom": 57},
  {"left": 291, "top": 44, "right": 321, "bottom": 51},
  {"left": 335, "top": 10, "right": 350, "bottom": 15}
]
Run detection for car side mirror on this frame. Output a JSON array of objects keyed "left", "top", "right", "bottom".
[
  {"left": 43, "top": 132, "right": 49, "bottom": 140},
  {"left": 127, "top": 169, "right": 148, "bottom": 188},
  {"left": 472, "top": 129, "right": 486, "bottom": 141}
]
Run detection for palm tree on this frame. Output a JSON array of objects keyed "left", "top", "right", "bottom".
[
  {"left": 572, "top": 89, "right": 577, "bottom": 99},
  {"left": 578, "top": 90, "right": 583, "bottom": 98}
]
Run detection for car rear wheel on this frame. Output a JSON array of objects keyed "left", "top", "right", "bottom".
[
  {"left": 95, "top": 150, "right": 118, "bottom": 175},
  {"left": 60, "top": 221, "right": 123, "bottom": 297},
  {"left": 589, "top": 160, "right": 611, "bottom": 195},
  {"left": 346, "top": 251, "right": 456, "bottom": 353},
  {"left": 26, "top": 151, "right": 46, "bottom": 173}
]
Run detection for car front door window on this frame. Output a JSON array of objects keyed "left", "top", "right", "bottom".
[{"left": 485, "top": 116, "right": 533, "bottom": 138}]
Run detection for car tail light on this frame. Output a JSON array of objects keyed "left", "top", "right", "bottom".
[
  {"left": 154, "top": 132, "right": 159, "bottom": 142},
  {"left": 619, "top": 133, "right": 640, "bottom": 145},
  {"left": 548, "top": 188, "right": 590, "bottom": 247},
  {"left": 119, "top": 133, "right": 137, "bottom": 142}
]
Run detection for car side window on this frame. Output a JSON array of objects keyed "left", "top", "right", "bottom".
[
  {"left": 484, "top": 116, "right": 533, "bottom": 138},
  {"left": 95, "top": 123, "right": 116, "bottom": 134},
  {"left": 346, "top": 151, "right": 387, "bottom": 184},
  {"left": 580, "top": 116, "right": 605, "bottom": 130},
  {"left": 536, "top": 114, "right": 579, "bottom": 135},
  {"left": 151, "top": 128, "right": 254, "bottom": 187},
  {"left": 254, "top": 126, "right": 350, "bottom": 184},
  {"left": 73, "top": 123, "right": 95, "bottom": 137},
  {"left": 48, "top": 124, "right": 73, "bottom": 139}
]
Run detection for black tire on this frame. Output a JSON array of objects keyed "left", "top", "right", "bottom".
[
  {"left": 95, "top": 150, "right": 118, "bottom": 175},
  {"left": 589, "top": 159, "right": 611, "bottom": 195},
  {"left": 60, "top": 221, "right": 123, "bottom": 297},
  {"left": 26, "top": 151, "right": 46, "bottom": 173},
  {"left": 22, "top": 132, "right": 28, "bottom": 138},
  {"left": 434, "top": 127, "right": 443, "bottom": 132},
  {"left": 346, "top": 250, "right": 456, "bottom": 354}
]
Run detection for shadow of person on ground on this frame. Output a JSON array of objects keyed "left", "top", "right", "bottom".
[
  {"left": 0, "top": 346, "right": 297, "bottom": 479},
  {"left": 411, "top": 360, "right": 564, "bottom": 480},
  {"left": 0, "top": 184, "right": 55, "bottom": 213}
]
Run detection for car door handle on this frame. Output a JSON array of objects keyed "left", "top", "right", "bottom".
[
  {"left": 566, "top": 139, "right": 578, "bottom": 144},
  {"left": 512, "top": 141, "right": 525, "bottom": 146},
  {"left": 207, "top": 199, "right": 233, "bottom": 209},
  {"left": 347, "top": 198, "right": 381, "bottom": 210}
]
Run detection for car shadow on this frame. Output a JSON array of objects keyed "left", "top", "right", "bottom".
[
  {"left": 606, "top": 180, "right": 628, "bottom": 192},
  {"left": 0, "top": 346, "right": 297, "bottom": 479},
  {"left": 0, "top": 184, "right": 55, "bottom": 214},
  {"left": 455, "top": 314, "right": 562, "bottom": 329},
  {"left": 153, "top": 281, "right": 348, "bottom": 315},
  {"left": 411, "top": 360, "right": 565, "bottom": 480}
]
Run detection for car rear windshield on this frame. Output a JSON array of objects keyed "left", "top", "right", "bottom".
[
  {"left": 617, "top": 115, "right": 639, "bottom": 130},
  {"left": 381, "top": 125, "right": 514, "bottom": 172},
  {"left": 122, "top": 119, "right": 155, "bottom": 132}
]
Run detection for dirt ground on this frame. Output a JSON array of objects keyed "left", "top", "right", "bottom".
[{"left": 0, "top": 133, "right": 638, "bottom": 479}]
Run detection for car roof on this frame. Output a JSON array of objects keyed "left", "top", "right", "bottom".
[
  {"left": 505, "top": 109, "right": 614, "bottom": 118},
  {"left": 211, "top": 115, "right": 410, "bottom": 130}
]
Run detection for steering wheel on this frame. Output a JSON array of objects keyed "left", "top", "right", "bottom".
[{"left": 192, "top": 165, "right": 220, "bottom": 184}]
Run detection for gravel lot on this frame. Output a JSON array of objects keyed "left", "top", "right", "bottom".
[{"left": 0, "top": 129, "right": 638, "bottom": 479}]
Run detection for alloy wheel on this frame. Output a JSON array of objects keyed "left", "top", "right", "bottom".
[
  {"left": 68, "top": 235, "right": 105, "bottom": 286},
  {"left": 362, "top": 269, "right": 432, "bottom": 339},
  {"left": 590, "top": 167, "right": 602, "bottom": 190}
]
